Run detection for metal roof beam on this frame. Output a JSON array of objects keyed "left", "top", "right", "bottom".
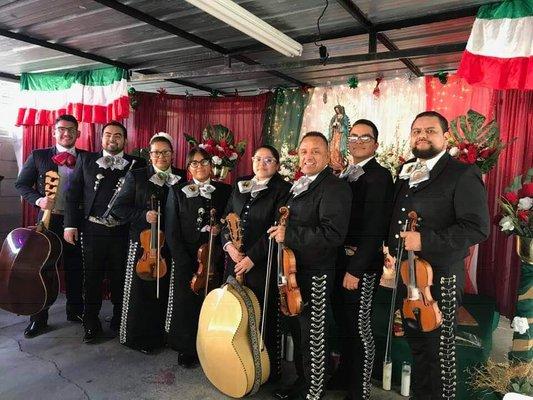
[
  {"left": 92, "top": 0, "right": 310, "bottom": 87},
  {"left": 0, "top": 28, "right": 224, "bottom": 95},
  {"left": 336, "top": 0, "right": 423, "bottom": 76},
  {"left": 0, "top": 72, "right": 19, "bottom": 82},
  {"left": 130, "top": 42, "right": 466, "bottom": 82}
]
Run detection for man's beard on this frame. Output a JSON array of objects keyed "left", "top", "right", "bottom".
[{"left": 412, "top": 144, "right": 442, "bottom": 159}]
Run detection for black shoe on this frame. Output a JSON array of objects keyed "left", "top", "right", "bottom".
[
  {"left": 137, "top": 346, "right": 154, "bottom": 355},
  {"left": 83, "top": 320, "right": 102, "bottom": 344},
  {"left": 24, "top": 320, "right": 48, "bottom": 338},
  {"left": 273, "top": 378, "right": 306, "bottom": 400},
  {"left": 178, "top": 353, "right": 199, "bottom": 369},
  {"left": 67, "top": 313, "right": 83, "bottom": 323}
]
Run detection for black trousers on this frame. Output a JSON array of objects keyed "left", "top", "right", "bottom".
[
  {"left": 81, "top": 221, "right": 129, "bottom": 323},
  {"left": 287, "top": 270, "right": 333, "bottom": 400},
  {"left": 400, "top": 267, "right": 463, "bottom": 400},
  {"left": 332, "top": 271, "right": 378, "bottom": 400},
  {"left": 31, "top": 213, "right": 83, "bottom": 323}
]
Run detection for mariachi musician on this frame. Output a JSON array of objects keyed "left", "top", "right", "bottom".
[
  {"left": 222, "top": 145, "right": 291, "bottom": 382},
  {"left": 386, "top": 111, "right": 489, "bottom": 400},
  {"left": 15, "top": 114, "right": 85, "bottom": 338},
  {"left": 329, "top": 119, "right": 394, "bottom": 400},
  {"left": 64, "top": 121, "right": 145, "bottom": 343},
  {"left": 164, "top": 147, "right": 231, "bottom": 368},
  {"left": 112, "top": 132, "right": 185, "bottom": 354},
  {"left": 269, "top": 132, "right": 352, "bottom": 400}
]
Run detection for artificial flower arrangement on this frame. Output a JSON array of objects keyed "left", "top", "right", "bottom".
[
  {"left": 278, "top": 143, "right": 302, "bottom": 182},
  {"left": 375, "top": 140, "right": 411, "bottom": 179},
  {"left": 498, "top": 168, "right": 533, "bottom": 238},
  {"left": 448, "top": 109, "right": 506, "bottom": 174},
  {"left": 185, "top": 124, "right": 246, "bottom": 179}
]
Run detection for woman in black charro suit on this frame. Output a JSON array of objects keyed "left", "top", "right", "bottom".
[{"left": 222, "top": 145, "right": 291, "bottom": 382}]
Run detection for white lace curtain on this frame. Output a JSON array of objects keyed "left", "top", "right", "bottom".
[{"left": 300, "top": 76, "right": 426, "bottom": 149}]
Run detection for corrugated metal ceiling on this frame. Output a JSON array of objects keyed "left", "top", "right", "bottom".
[{"left": 0, "top": 0, "right": 487, "bottom": 95}]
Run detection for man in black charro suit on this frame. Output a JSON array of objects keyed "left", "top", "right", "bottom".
[
  {"left": 386, "top": 111, "right": 489, "bottom": 400},
  {"left": 64, "top": 121, "right": 145, "bottom": 343},
  {"left": 15, "top": 114, "right": 85, "bottom": 338},
  {"left": 330, "top": 119, "right": 394, "bottom": 400},
  {"left": 270, "top": 132, "right": 352, "bottom": 400}
]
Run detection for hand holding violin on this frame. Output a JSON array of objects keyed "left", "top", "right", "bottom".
[
  {"left": 267, "top": 225, "right": 285, "bottom": 243},
  {"left": 400, "top": 231, "right": 421, "bottom": 251},
  {"left": 146, "top": 210, "right": 158, "bottom": 224}
]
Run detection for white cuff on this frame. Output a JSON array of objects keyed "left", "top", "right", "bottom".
[
  {"left": 35, "top": 197, "right": 44, "bottom": 207},
  {"left": 64, "top": 227, "right": 78, "bottom": 232}
]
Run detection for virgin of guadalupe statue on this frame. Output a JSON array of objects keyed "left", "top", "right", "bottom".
[{"left": 328, "top": 105, "right": 350, "bottom": 171}]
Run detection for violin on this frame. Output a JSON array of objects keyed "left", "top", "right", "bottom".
[
  {"left": 191, "top": 208, "right": 218, "bottom": 295},
  {"left": 276, "top": 206, "right": 302, "bottom": 316},
  {"left": 136, "top": 195, "right": 167, "bottom": 296},
  {"left": 400, "top": 211, "right": 442, "bottom": 332}
]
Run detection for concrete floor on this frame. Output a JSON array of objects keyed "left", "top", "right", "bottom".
[{"left": 0, "top": 295, "right": 513, "bottom": 400}]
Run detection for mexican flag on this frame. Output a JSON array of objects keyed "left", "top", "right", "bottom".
[
  {"left": 457, "top": 0, "right": 532, "bottom": 90},
  {"left": 16, "top": 67, "right": 130, "bottom": 126}
]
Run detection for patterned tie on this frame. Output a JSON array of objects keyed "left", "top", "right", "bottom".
[
  {"left": 96, "top": 155, "right": 129, "bottom": 170},
  {"left": 339, "top": 164, "right": 365, "bottom": 182},
  {"left": 182, "top": 183, "right": 216, "bottom": 199},
  {"left": 399, "top": 161, "right": 430, "bottom": 187},
  {"left": 149, "top": 172, "right": 181, "bottom": 187},
  {"left": 290, "top": 175, "right": 313, "bottom": 196},
  {"left": 238, "top": 179, "right": 268, "bottom": 198}
]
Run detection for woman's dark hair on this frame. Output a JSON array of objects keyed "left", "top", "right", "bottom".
[
  {"left": 186, "top": 147, "right": 211, "bottom": 167},
  {"left": 254, "top": 145, "right": 280, "bottom": 163},
  {"left": 150, "top": 137, "right": 173, "bottom": 152}
]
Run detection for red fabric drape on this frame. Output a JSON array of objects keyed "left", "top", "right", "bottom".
[
  {"left": 477, "top": 89, "right": 533, "bottom": 318},
  {"left": 129, "top": 92, "right": 272, "bottom": 181},
  {"left": 425, "top": 74, "right": 496, "bottom": 121},
  {"left": 21, "top": 123, "right": 100, "bottom": 226}
]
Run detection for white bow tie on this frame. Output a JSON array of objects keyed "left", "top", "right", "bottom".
[
  {"left": 182, "top": 183, "right": 216, "bottom": 199},
  {"left": 339, "top": 164, "right": 365, "bottom": 182},
  {"left": 238, "top": 179, "right": 268, "bottom": 198},
  {"left": 149, "top": 172, "right": 181, "bottom": 187},
  {"left": 96, "top": 155, "right": 128, "bottom": 170},
  {"left": 290, "top": 175, "right": 313, "bottom": 196},
  {"left": 399, "top": 161, "right": 430, "bottom": 187}
]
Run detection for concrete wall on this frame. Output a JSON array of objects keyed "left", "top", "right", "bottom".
[{"left": 0, "top": 136, "right": 21, "bottom": 242}]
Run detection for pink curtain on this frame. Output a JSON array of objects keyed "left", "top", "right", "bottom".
[
  {"left": 129, "top": 92, "right": 272, "bottom": 181},
  {"left": 477, "top": 90, "right": 533, "bottom": 318}
]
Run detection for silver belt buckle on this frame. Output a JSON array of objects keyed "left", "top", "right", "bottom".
[{"left": 88, "top": 216, "right": 119, "bottom": 228}]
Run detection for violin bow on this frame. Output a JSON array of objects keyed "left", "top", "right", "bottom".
[
  {"left": 260, "top": 220, "right": 277, "bottom": 350},
  {"left": 156, "top": 200, "right": 161, "bottom": 299},
  {"left": 205, "top": 208, "right": 217, "bottom": 298},
  {"left": 383, "top": 220, "right": 408, "bottom": 390}
]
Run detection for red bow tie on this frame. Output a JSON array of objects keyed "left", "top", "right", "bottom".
[{"left": 52, "top": 151, "right": 76, "bottom": 168}]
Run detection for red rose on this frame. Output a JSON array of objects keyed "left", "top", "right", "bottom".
[
  {"left": 478, "top": 147, "right": 495, "bottom": 159},
  {"left": 224, "top": 147, "right": 234, "bottom": 157},
  {"left": 503, "top": 191, "right": 519, "bottom": 205},
  {"left": 458, "top": 142, "right": 467, "bottom": 151},
  {"left": 288, "top": 149, "right": 298, "bottom": 156},
  {"left": 517, "top": 210, "right": 529, "bottom": 223},
  {"left": 219, "top": 139, "right": 229, "bottom": 148},
  {"left": 205, "top": 139, "right": 216, "bottom": 147},
  {"left": 466, "top": 144, "right": 478, "bottom": 164},
  {"left": 520, "top": 183, "right": 533, "bottom": 198},
  {"left": 293, "top": 169, "right": 304, "bottom": 181},
  {"left": 398, "top": 156, "right": 406, "bottom": 164}
]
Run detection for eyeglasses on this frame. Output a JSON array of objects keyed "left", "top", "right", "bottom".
[
  {"left": 252, "top": 156, "right": 277, "bottom": 165},
  {"left": 56, "top": 126, "right": 77, "bottom": 134},
  {"left": 149, "top": 150, "right": 172, "bottom": 158},
  {"left": 189, "top": 159, "right": 211, "bottom": 168},
  {"left": 348, "top": 135, "right": 375, "bottom": 144}
]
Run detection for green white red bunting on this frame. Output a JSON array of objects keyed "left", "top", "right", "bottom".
[
  {"left": 457, "top": 0, "right": 532, "bottom": 90},
  {"left": 16, "top": 67, "right": 129, "bottom": 126}
]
